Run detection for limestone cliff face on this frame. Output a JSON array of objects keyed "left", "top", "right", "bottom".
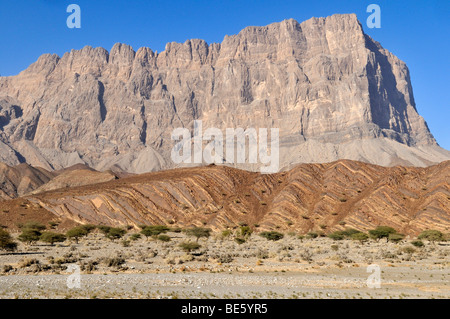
[{"left": 0, "top": 14, "right": 448, "bottom": 173}]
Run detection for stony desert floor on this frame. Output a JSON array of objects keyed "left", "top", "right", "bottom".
[{"left": 0, "top": 230, "right": 448, "bottom": 299}]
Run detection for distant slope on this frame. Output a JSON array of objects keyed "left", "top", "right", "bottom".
[
  {"left": 0, "top": 163, "right": 118, "bottom": 200},
  {"left": 2, "top": 160, "right": 448, "bottom": 236},
  {"left": 0, "top": 162, "right": 54, "bottom": 200}
]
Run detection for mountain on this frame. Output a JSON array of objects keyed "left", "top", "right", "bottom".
[
  {"left": 0, "top": 14, "right": 448, "bottom": 173},
  {"left": 0, "top": 162, "right": 54, "bottom": 200},
  {"left": 0, "top": 163, "right": 117, "bottom": 200},
  {"left": 1, "top": 160, "right": 448, "bottom": 236}
]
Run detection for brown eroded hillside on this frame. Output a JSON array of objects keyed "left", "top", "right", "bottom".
[{"left": 0, "top": 160, "right": 448, "bottom": 236}]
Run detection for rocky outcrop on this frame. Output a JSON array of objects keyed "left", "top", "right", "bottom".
[
  {"left": 2, "top": 160, "right": 448, "bottom": 236},
  {"left": 0, "top": 14, "right": 448, "bottom": 173}
]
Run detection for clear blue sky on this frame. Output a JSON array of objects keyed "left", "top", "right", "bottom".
[{"left": 0, "top": 0, "right": 448, "bottom": 150}]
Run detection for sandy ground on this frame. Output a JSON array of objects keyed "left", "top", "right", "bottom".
[{"left": 0, "top": 231, "right": 448, "bottom": 299}]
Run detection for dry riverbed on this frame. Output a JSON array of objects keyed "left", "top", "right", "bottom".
[{"left": 0, "top": 231, "right": 448, "bottom": 299}]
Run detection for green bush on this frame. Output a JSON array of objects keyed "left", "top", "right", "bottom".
[
  {"left": 157, "top": 235, "right": 171, "bottom": 242},
  {"left": 184, "top": 227, "right": 211, "bottom": 242},
  {"left": 259, "top": 231, "right": 284, "bottom": 241},
  {"left": 306, "top": 232, "right": 318, "bottom": 239},
  {"left": 234, "top": 237, "right": 246, "bottom": 245},
  {"left": 368, "top": 226, "right": 397, "bottom": 240},
  {"left": 80, "top": 224, "right": 96, "bottom": 233},
  {"left": 0, "top": 229, "right": 17, "bottom": 252},
  {"left": 238, "top": 226, "right": 253, "bottom": 238},
  {"left": 97, "top": 225, "right": 112, "bottom": 235},
  {"left": 66, "top": 226, "right": 88, "bottom": 244},
  {"left": 417, "top": 230, "right": 445, "bottom": 242},
  {"left": 350, "top": 232, "right": 369, "bottom": 243},
  {"left": 327, "top": 232, "right": 345, "bottom": 241},
  {"left": 106, "top": 227, "right": 126, "bottom": 240},
  {"left": 411, "top": 240, "right": 424, "bottom": 248},
  {"left": 40, "top": 232, "right": 66, "bottom": 245},
  {"left": 388, "top": 233, "right": 405, "bottom": 243},
  {"left": 18, "top": 229, "right": 42, "bottom": 245},
  {"left": 140, "top": 225, "right": 170, "bottom": 238},
  {"left": 179, "top": 242, "right": 201, "bottom": 252},
  {"left": 221, "top": 229, "right": 232, "bottom": 238},
  {"left": 130, "top": 233, "right": 141, "bottom": 241}
]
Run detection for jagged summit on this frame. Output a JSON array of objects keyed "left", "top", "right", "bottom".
[{"left": 0, "top": 14, "right": 448, "bottom": 173}]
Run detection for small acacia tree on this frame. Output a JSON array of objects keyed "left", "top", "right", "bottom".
[
  {"left": 368, "top": 226, "right": 397, "bottom": 241},
  {"left": 66, "top": 226, "right": 88, "bottom": 244},
  {"left": 259, "top": 231, "right": 284, "bottom": 241},
  {"left": 106, "top": 227, "right": 126, "bottom": 241},
  {"left": 140, "top": 225, "right": 170, "bottom": 239},
  {"left": 18, "top": 229, "right": 42, "bottom": 245},
  {"left": 418, "top": 230, "right": 445, "bottom": 242},
  {"left": 40, "top": 232, "right": 66, "bottom": 246},
  {"left": 184, "top": 227, "right": 211, "bottom": 242}
]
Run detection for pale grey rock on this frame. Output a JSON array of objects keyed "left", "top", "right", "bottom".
[{"left": 0, "top": 14, "right": 448, "bottom": 173}]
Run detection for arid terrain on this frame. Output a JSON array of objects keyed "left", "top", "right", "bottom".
[{"left": 0, "top": 229, "right": 448, "bottom": 299}]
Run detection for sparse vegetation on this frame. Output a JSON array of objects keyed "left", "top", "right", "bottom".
[
  {"left": 259, "top": 231, "right": 284, "bottom": 241},
  {"left": 418, "top": 230, "right": 445, "bottom": 242},
  {"left": 179, "top": 242, "right": 201, "bottom": 252},
  {"left": 141, "top": 225, "right": 170, "bottom": 239},
  {"left": 0, "top": 229, "right": 17, "bottom": 252},
  {"left": 369, "top": 226, "right": 397, "bottom": 240},
  {"left": 66, "top": 226, "right": 89, "bottom": 244},
  {"left": 411, "top": 240, "right": 424, "bottom": 248},
  {"left": 40, "top": 232, "right": 66, "bottom": 246},
  {"left": 184, "top": 227, "right": 211, "bottom": 242}
]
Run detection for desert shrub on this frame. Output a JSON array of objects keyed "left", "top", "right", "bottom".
[
  {"left": 216, "top": 254, "right": 233, "bottom": 263},
  {"left": 157, "top": 235, "right": 171, "bottom": 242},
  {"left": 340, "top": 228, "right": 361, "bottom": 237},
  {"left": 331, "top": 244, "right": 339, "bottom": 251},
  {"left": 418, "top": 230, "right": 445, "bottom": 242},
  {"left": 328, "top": 232, "right": 345, "bottom": 241},
  {"left": 40, "top": 232, "right": 66, "bottom": 246},
  {"left": 130, "top": 233, "right": 141, "bottom": 241},
  {"left": 238, "top": 226, "right": 253, "bottom": 238},
  {"left": 401, "top": 246, "right": 416, "bottom": 254},
  {"left": 179, "top": 242, "right": 201, "bottom": 252},
  {"left": 411, "top": 240, "right": 424, "bottom": 248},
  {"left": 121, "top": 240, "right": 131, "bottom": 247},
  {"left": 18, "top": 229, "right": 42, "bottom": 245},
  {"left": 0, "top": 229, "right": 17, "bottom": 252},
  {"left": 259, "top": 231, "right": 284, "bottom": 241},
  {"left": 106, "top": 227, "right": 126, "bottom": 240},
  {"left": 66, "top": 226, "right": 88, "bottom": 244},
  {"left": 369, "top": 226, "right": 397, "bottom": 240},
  {"left": 80, "top": 224, "right": 96, "bottom": 233},
  {"left": 184, "top": 227, "right": 211, "bottom": 242},
  {"left": 350, "top": 232, "right": 369, "bottom": 243},
  {"left": 234, "top": 237, "right": 246, "bottom": 245},
  {"left": 306, "top": 232, "right": 318, "bottom": 239},
  {"left": 103, "top": 257, "right": 125, "bottom": 268},
  {"left": 19, "top": 221, "right": 46, "bottom": 232},
  {"left": 97, "top": 225, "right": 112, "bottom": 235},
  {"left": 221, "top": 229, "right": 232, "bottom": 238},
  {"left": 388, "top": 233, "right": 405, "bottom": 243},
  {"left": 140, "top": 225, "right": 170, "bottom": 238}
]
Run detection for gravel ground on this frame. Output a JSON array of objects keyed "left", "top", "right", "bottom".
[{"left": 1, "top": 231, "right": 449, "bottom": 299}]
